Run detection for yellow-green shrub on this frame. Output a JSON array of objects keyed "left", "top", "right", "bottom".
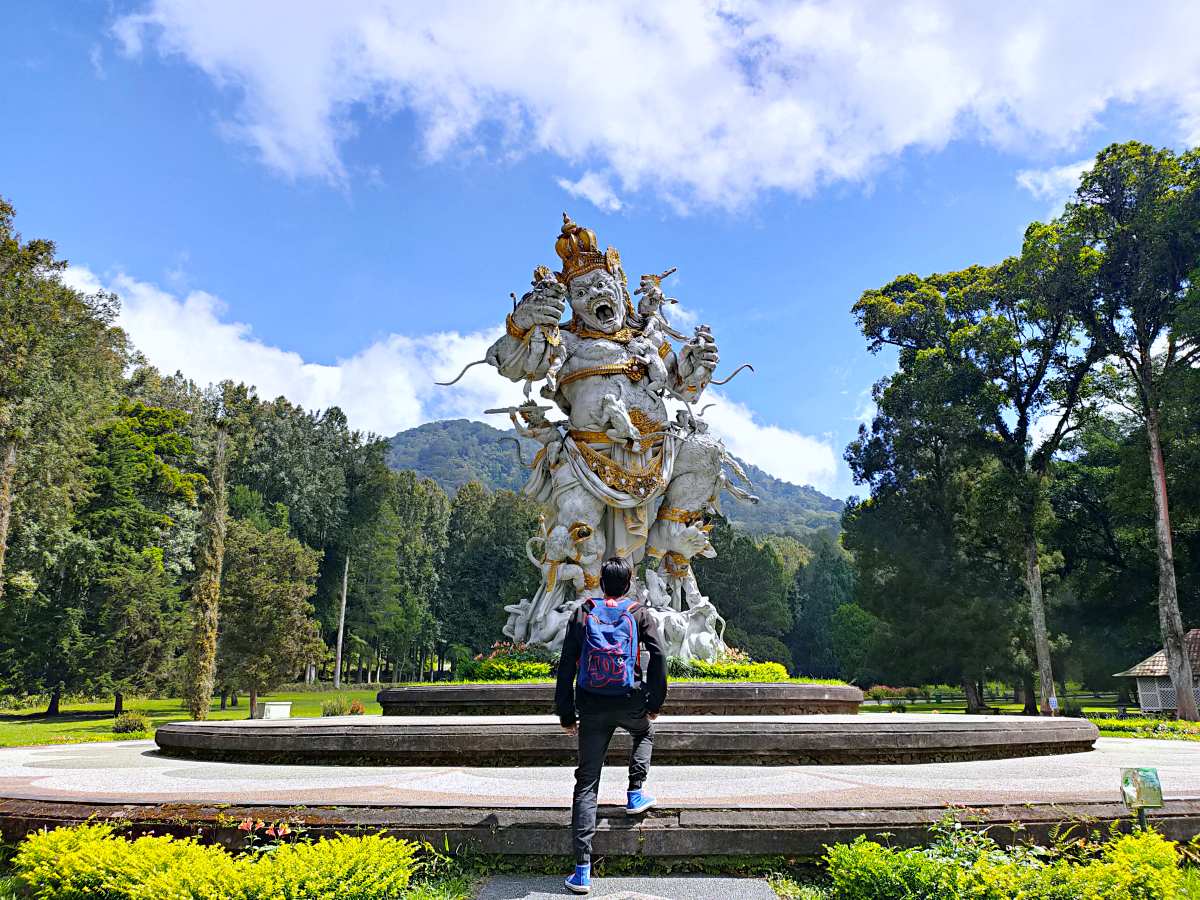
[
  {"left": 465, "top": 659, "right": 551, "bottom": 680},
  {"left": 14, "top": 823, "right": 239, "bottom": 900},
  {"left": 14, "top": 824, "right": 420, "bottom": 900},
  {"left": 686, "top": 660, "right": 789, "bottom": 681},
  {"left": 241, "top": 833, "right": 418, "bottom": 899}
]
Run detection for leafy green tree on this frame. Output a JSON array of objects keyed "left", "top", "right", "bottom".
[
  {"left": 440, "top": 483, "right": 540, "bottom": 654},
  {"left": 844, "top": 401, "right": 1022, "bottom": 711},
  {"left": 787, "top": 531, "right": 856, "bottom": 677},
  {"left": 829, "top": 602, "right": 882, "bottom": 684},
  {"left": 217, "top": 518, "right": 323, "bottom": 714},
  {"left": 1064, "top": 142, "right": 1200, "bottom": 719},
  {"left": 853, "top": 221, "right": 1100, "bottom": 713},
  {"left": 694, "top": 518, "right": 793, "bottom": 669},
  {"left": 80, "top": 401, "right": 203, "bottom": 714},
  {"left": 0, "top": 198, "right": 126, "bottom": 600}
]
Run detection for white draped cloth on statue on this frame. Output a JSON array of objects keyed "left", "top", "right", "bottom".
[{"left": 524, "top": 431, "right": 679, "bottom": 563}]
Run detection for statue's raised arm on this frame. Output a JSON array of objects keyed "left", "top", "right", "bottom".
[{"left": 486, "top": 267, "right": 567, "bottom": 384}]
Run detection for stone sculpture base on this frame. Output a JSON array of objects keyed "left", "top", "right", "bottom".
[{"left": 155, "top": 713, "right": 1097, "bottom": 767}]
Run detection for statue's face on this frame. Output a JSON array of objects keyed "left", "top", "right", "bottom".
[{"left": 568, "top": 269, "right": 626, "bottom": 333}]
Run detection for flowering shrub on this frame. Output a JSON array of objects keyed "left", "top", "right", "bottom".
[
  {"left": 14, "top": 823, "right": 420, "bottom": 899},
  {"left": 824, "top": 821, "right": 1180, "bottom": 899},
  {"left": 474, "top": 641, "right": 557, "bottom": 663},
  {"left": 348, "top": 699, "right": 366, "bottom": 715},
  {"left": 320, "top": 696, "right": 351, "bottom": 717}
]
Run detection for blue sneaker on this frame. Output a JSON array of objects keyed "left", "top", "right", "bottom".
[
  {"left": 626, "top": 789, "right": 656, "bottom": 814},
  {"left": 565, "top": 863, "right": 591, "bottom": 894}
]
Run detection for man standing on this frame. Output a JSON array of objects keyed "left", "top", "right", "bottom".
[{"left": 556, "top": 557, "right": 668, "bottom": 895}]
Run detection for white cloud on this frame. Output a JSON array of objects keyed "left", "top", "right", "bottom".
[
  {"left": 64, "top": 266, "right": 838, "bottom": 489},
  {"left": 1016, "top": 158, "right": 1093, "bottom": 217},
  {"left": 62, "top": 266, "right": 526, "bottom": 437},
  {"left": 112, "top": 2, "right": 1200, "bottom": 207},
  {"left": 690, "top": 391, "right": 839, "bottom": 491},
  {"left": 556, "top": 171, "right": 623, "bottom": 212}
]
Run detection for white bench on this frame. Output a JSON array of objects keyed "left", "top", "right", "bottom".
[{"left": 255, "top": 701, "right": 292, "bottom": 720}]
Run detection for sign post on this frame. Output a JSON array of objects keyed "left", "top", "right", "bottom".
[{"left": 1121, "top": 767, "right": 1163, "bottom": 830}]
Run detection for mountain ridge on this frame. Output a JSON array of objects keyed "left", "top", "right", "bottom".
[{"left": 386, "top": 419, "right": 842, "bottom": 535}]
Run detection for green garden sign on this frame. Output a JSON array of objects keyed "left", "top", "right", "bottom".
[{"left": 1122, "top": 767, "right": 1163, "bottom": 828}]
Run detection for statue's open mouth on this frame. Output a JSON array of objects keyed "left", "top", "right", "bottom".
[{"left": 593, "top": 302, "right": 617, "bottom": 327}]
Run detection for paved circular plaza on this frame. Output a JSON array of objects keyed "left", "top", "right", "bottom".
[{"left": 2, "top": 731, "right": 1197, "bottom": 856}]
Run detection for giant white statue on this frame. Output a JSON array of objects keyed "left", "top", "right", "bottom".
[{"left": 451, "top": 214, "right": 757, "bottom": 660}]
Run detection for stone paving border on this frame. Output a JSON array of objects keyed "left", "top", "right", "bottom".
[
  {"left": 154, "top": 714, "right": 1098, "bottom": 766},
  {"left": 1, "top": 795, "right": 1199, "bottom": 856}
]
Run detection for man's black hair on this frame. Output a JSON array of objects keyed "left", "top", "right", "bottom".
[{"left": 600, "top": 556, "right": 633, "bottom": 598}]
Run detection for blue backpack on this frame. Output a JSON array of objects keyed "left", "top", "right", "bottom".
[{"left": 578, "top": 597, "right": 640, "bottom": 695}]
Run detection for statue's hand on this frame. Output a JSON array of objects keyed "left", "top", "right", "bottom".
[
  {"left": 511, "top": 280, "right": 567, "bottom": 332},
  {"left": 678, "top": 329, "right": 719, "bottom": 386}
]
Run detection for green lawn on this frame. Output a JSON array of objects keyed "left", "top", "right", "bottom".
[
  {"left": 0, "top": 690, "right": 382, "bottom": 748},
  {"left": 0, "top": 688, "right": 1183, "bottom": 749}
]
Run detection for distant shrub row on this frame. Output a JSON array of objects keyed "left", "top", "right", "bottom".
[{"left": 14, "top": 824, "right": 419, "bottom": 899}]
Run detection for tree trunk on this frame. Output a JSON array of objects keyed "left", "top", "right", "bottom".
[
  {"left": 46, "top": 684, "right": 62, "bottom": 716},
  {"left": 230, "top": 691, "right": 238, "bottom": 707},
  {"left": 248, "top": 686, "right": 258, "bottom": 719},
  {"left": 1023, "top": 528, "right": 1058, "bottom": 715},
  {"left": 186, "top": 424, "right": 228, "bottom": 720},
  {"left": 334, "top": 555, "right": 350, "bottom": 689},
  {"left": 962, "top": 677, "right": 986, "bottom": 714},
  {"left": 219, "top": 693, "right": 227, "bottom": 711},
  {"left": 0, "top": 439, "right": 17, "bottom": 602},
  {"left": 113, "top": 692, "right": 124, "bottom": 717},
  {"left": 1022, "top": 672, "right": 1039, "bottom": 715},
  {"left": 1146, "top": 409, "right": 1197, "bottom": 720}
]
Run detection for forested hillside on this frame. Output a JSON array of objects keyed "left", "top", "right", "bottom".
[{"left": 386, "top": 419, "right": 842, "bottom": 535}]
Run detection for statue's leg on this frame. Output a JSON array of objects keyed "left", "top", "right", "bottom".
[{"left": 555, "top": 482, "right": 607, "bottom": 592}]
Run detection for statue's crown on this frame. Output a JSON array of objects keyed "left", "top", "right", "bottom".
[{"left": 555, "top": 212, "right": 623, "bottom": 284}]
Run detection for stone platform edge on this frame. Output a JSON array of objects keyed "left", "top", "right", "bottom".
[
  {"left": 154, "top": 715, "right": 1098, "bottom": 767},
  {"left": 376, "top": 681, "right": 864, "bottom": 716},
  {"left": 1, "top": 796, "right": 1196, "bottom": 856}
]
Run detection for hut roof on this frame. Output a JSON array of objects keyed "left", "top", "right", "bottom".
[{"left": 1115, "top": 629, "right": 1200, "bottom": 677}]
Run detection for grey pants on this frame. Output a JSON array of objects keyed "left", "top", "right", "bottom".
[{"left": 571, "top": 701, "right": 654, "bottom": 865}]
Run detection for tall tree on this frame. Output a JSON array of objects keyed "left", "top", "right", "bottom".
[
  {"left": 186, "top": 417, "right": 229, "bottom": 719},
  {"left": 787, "top": 531, "right": 856, "bottom": 677},
  {"left": 853, "top": 222, "right": 1100, "bottom": 713},
  {"left": 0, "top": 198, "right": 126, "bottom": 599},
  {"left": 694, "top": 518, "right": 793, "bottom": 668},
  {"left": 1065, "top": 142, "right": 1200, "bottom": 719},
  {"left": 844, "top": 376, "right": 1022, "bottom": 710},
  {"left": 80, "top": 401, "right": 203, "bottom": 714},
  {"left": 217, "top": 518, "right": 323, "bottom": 714}
]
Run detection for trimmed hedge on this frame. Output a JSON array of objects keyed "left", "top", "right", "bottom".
[
  {"left": 669, "top": 658, "right": 790, "bottom": 681},
  {"left": 461, "top": 659, "right": 552, "bottom": 681},
  {"left": 14, "top": 824, "right": 419, "bottom": 899}
]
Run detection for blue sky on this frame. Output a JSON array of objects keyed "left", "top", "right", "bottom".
[{"left": 4, "top": 2, "right": 1198, "bottom": 497}]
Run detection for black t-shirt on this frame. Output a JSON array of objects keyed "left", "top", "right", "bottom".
[{"left": 554, "top": 597, "right": 669, "bottom": 726}]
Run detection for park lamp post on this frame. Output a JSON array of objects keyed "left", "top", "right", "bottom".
[{"left": 1122, "top": 767, "right": 1163, "bottom": 831}]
